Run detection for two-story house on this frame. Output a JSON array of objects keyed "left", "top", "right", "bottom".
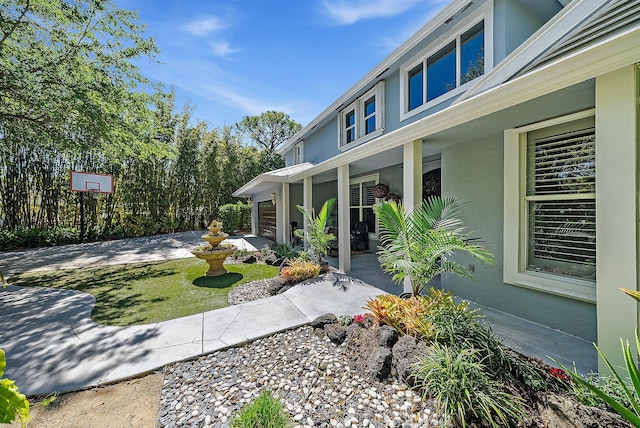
[{"left": 234, "top": 0, "right": 640, "bottom": 370}]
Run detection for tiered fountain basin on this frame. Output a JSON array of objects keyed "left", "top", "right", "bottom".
[{"left": 191, "top": 226, "right": 237, "bottom": 277}]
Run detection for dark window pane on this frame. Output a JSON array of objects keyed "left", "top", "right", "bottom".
[
  {"left": 363, "top": 208, "right": 375, "bottom": 233},
  {"left": 365, "top": 117, "right": 376, "bottom": 134},
  {"left": 345, "top": 110, "right": 355, "bottom": 127},
  {"left": 408, "top": 64, "right": 423, "bottom": 111},
  {"left": 461, "top": 21, "right": 484, "bottom": 84},
  {"left": 346, "top": 128, "right": 355, "bottom": 143},
  {"left": 427, "top": 41, "right": 456, "bottom": 101},
  {"left": 350, "top": 208, "right": 359, "bottom": 224},
  {"left": 364, "top": 97, "right": 375, "bottom": 116}
]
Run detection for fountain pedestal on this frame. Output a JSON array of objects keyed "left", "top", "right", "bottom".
[{"left": 191, "top": 223, "right": 237, "bottom": 277}]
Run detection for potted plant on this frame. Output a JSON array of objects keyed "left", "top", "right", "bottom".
[
  {"left": 294, "top": 198, "right": 336, "bottom": 272},
  {"left": 373, "top": 196, "right": 493, "bottom": 297}
]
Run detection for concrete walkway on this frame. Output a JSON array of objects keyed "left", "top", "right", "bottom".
[
  {"left": 1, "top": 273, "right": 380, "bottom": 396},
  {"left": 0, "top": 231, "right": 597, "bottom": 396}
]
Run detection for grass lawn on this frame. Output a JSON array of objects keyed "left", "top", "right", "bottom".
[{"left": 9, "top": 258, "right": 279, "bottom": 326}]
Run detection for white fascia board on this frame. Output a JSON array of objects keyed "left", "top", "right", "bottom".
[
  {"left": 277, "top": 0, "right": 477, "bottom": 155},
  {"left": 232, "top": 163, "right": 315, "bottom": 196},
  {"left": 232, "top": 174, "right": 288, "bottom": 197},
  {"left": 456, "top": 0, "right": 607, "bottom": 103},
  {"left": 287, "top": 26, "right": 640, "bottom": 181}
]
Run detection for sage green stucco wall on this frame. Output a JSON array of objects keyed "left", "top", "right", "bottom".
[{"left": 441, "top": 136, "right": 597, "bottom": 341}]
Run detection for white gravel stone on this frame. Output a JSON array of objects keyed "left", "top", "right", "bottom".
[{"left": 157, "top": 323, "right": 438, "bottom": 427}]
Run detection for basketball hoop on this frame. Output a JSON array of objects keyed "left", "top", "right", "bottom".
[{"left": 89, "top": 188, "right": 100, "bottom": 200}]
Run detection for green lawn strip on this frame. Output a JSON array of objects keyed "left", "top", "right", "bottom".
[{"left": 9, "top": 259, "right": 279, "bottom": 326}]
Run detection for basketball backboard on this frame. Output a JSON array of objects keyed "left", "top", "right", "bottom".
[{"left": 70, "top": 171, "right": 113, "bottom": 193}]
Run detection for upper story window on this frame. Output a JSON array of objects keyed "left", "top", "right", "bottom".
[
  {"left": 293, "top": 141, "right": 304, "bottom": 164},
  {"left": 401, "top": 16, "right": 491, "bottom": 121},
  {"left": 339, "top": 81, "right": 385, "bottom": 150}
]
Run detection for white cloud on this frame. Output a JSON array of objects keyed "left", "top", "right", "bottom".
[
  {"left": 181, "top": 17, "right": 228, "bottom": 36},
  {"left": 205, "top": 85, "right": 297, "bottom": 117},
  {"left": 210, "top": 41, "right": 241, "bottom": 58},
  {"left": 321, "top": 0, "right": 425, "bottom": 25}
]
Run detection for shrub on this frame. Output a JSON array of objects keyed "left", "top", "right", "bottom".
[
  {"left": 365, "top": 294, "right": 434, "bottom": 339},
  {"left": 426, "top": 290, "right": 513, "bottom": 376},
  {"left": 233, "top": 249, "right": 250, "bottom": 259},
  {"left": 413, "top": 343, "right": 526, "bottom": 428},
  {"left": 269, "top": 242, "right": 298, "bottom": 259},
  {"left": 352, "top": 313, "right": 375, "bottom": 328},
  {"left": 279, "top": 258, "right": 320, "bottom": 283},
  {"left": 338, "top": 314, "right": 353, "bottom": 326},
  {"left": 218, "top": 202, "right": 252, "bottom": 233},
  {"left": 230, "top": 390, "right": 291, "bottom": 428},
  {"left": 294, "top": 198, "right": 336, "bottom": 263},
  {"left": 41, "top": 226, "right": 79, "bottom": 246}
]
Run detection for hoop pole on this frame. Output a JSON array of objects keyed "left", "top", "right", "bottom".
[{"left": 80, "top": 192, "right": 85, "bottom": 243}]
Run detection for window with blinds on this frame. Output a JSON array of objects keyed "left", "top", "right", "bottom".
[{"left": 525, "top": 116, "right": 596, "bottom": 281}]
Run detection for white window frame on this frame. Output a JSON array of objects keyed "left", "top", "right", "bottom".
[
  {"left": 293, "top": 141, "right": 304, "bottom": 164},
  {"left": 338, "top": 81, "right": 385, "bottom": 150},
  {"left": 503, "top": 109, "right": 596, "bottom": 303},
  {"left": 400, "top": 2, "right": 493, "bottom": 121},
  {"left": 349, "top": 173, "right": 379, "bottom": 238}
]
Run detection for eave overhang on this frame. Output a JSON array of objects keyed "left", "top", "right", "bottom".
[
  {"left": 285, "top": 26, "right": 640, "bottom": 182},
  {"left": 232, "top": 162, "right": 315, "bottom": 197}
]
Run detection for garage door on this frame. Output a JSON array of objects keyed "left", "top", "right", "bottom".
[{"left": 258, "top": 201, "right": 276, "bottom": 240}]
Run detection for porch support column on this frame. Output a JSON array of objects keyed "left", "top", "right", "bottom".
[
  {"left": 403, "top": 139, "right": 423, "bottom": 294},
  {"left": 277, "top": 182, "right": 290, "bottom": 243},
  {"left": 337, "top": 164, "right": 351, "bottom": 272},
  {"left": 251, "top": 199, "right": 257, "bottom": 235},
  {"left": 303, "top": 176, "right": 313, "bottom": 250},
  {"left": 595, "top": 65, "right": 638, "bottom": 372}
]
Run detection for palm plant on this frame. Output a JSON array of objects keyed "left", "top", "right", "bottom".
[
  {"left": 294, "top": 198, "right": 336, "bottom": 264},
  {"left": 373, "top": 196, "right": 494, "bottom": 296}
]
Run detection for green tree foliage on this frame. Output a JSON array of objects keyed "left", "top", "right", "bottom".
[
  {"left": 0, "top": 0, "right": 163, "bottom": 156},
  {"left": 235, "top": 111, "right": 302, "bottom": 151},
  {"left": 0, "top": 0, "right": 293, "bottom": 247},
  {"left": 0, "top": 105, "right": 273, "bottom": 246},
  {"left": 235, "top": 111, "right": 301, "bottom": 172}
]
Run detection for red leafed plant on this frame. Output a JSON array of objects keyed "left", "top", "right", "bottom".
[{"left": 547, "top": 367, "right": 570, "bottom": 382}]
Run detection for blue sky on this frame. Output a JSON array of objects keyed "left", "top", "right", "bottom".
[{"left": 117, "top": 0, "right": 447, "bottom": 128}]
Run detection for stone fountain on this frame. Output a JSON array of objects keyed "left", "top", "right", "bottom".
[{"left": 191, "top": 220, "right": 237, "bottom": 276}]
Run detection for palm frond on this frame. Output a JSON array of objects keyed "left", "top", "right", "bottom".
[{"left": 374, "top": 197, "right": 494, "bottom": 295}]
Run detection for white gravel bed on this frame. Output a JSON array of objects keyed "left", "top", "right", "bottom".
[
  {"left": 227, "top": 278, "right": 274, "bottom": 305},
  {"left": 158, "top": 326, "right": 440, "bottom": 428}
]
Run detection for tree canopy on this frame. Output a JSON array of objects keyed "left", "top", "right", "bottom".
[
  {"left": 0, "top": 0, "right": 163, "bottom": 156},
  {"left": 235, "top": 111, "right": 302, "bottom": 152},
  {"left": 0, "top": 0, "right": 300, "bottom": 241}
]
